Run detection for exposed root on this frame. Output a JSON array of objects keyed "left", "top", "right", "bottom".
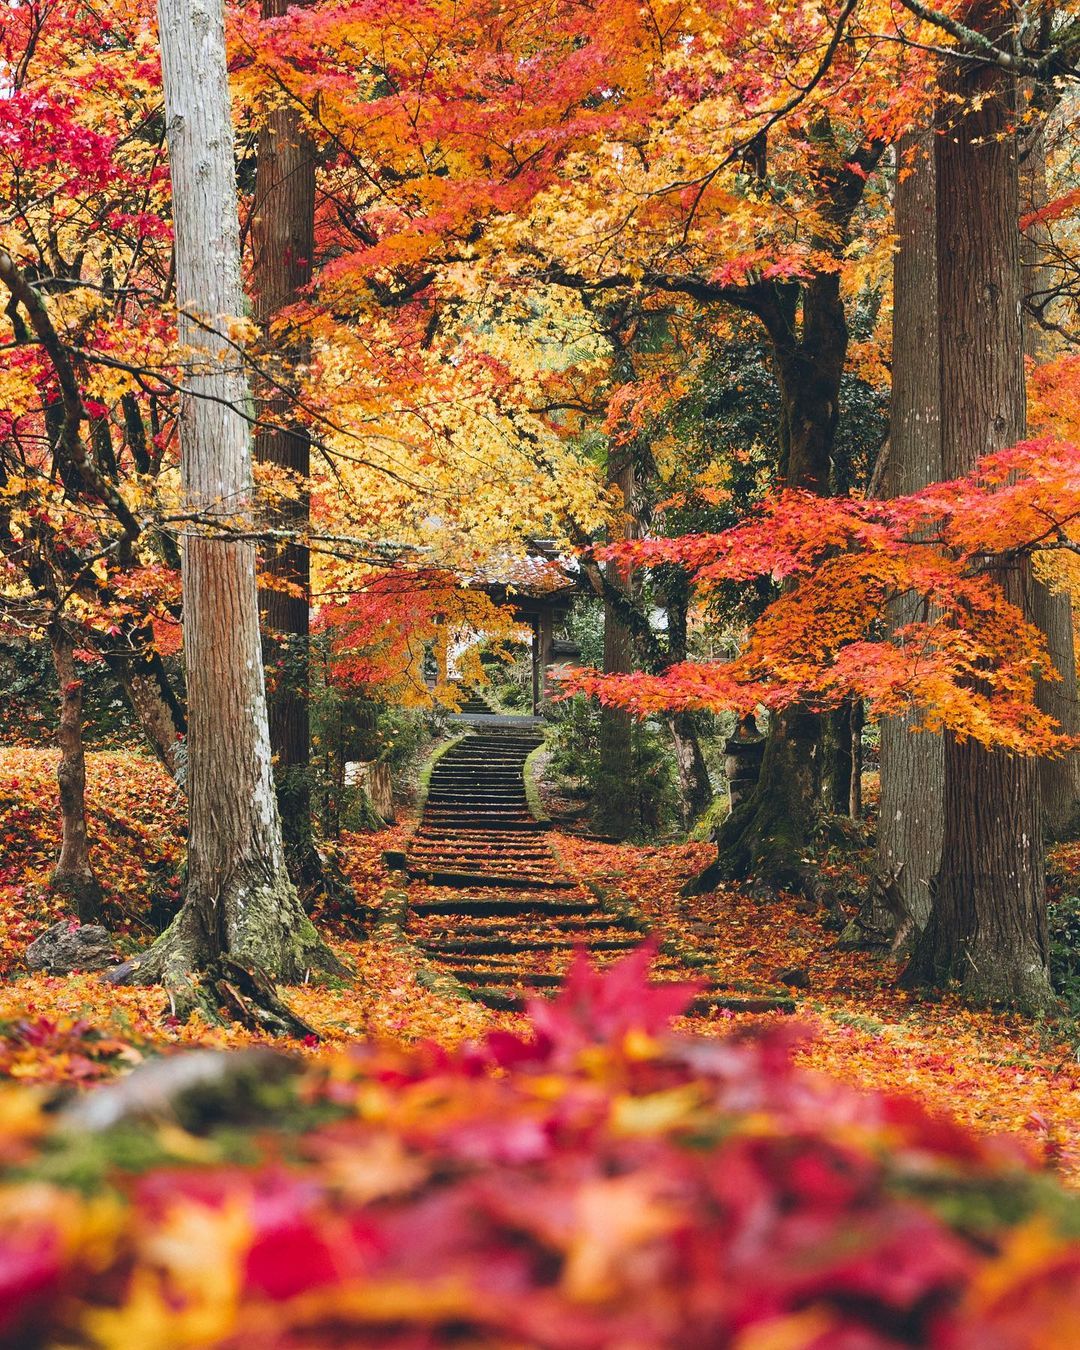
[
  {"left": 106, "top": 873, "right": 349, "bottom": 1035},
  {"left": 209, "top": 958, "right": 322, "bottom": 1039}
]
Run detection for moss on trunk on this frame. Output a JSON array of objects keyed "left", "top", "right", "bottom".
[{"left": 687, "top": 708, "right": 821, "bottom": 896}]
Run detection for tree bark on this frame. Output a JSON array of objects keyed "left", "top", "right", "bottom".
[
  {"left": 670, "top": 711, "right": 713, "bottom": 823},
  {"left": 711, "top": 271, "right": 850, "bottom": 889},
  {"left": 251, "top": 0, "right": 320, "bottom": 875},
  {"left": 709, "top": 704, "right": 823, "bottom": 892},
  {"left": 659, "top": 573, "right": 713, "bottom": 822},
  {"left": 823, "top": 700, "right": 858, "bottom": 816},
  {"left": 1021, "top": 111, "right": 1080, "bottom": 839},
  {"left": 50, "top": 630, "right": 102, "bottom": 922},
  {"left": 102, "top": 619, "right": 187, "bottom": 780},
  {"left": 904, "top": 14, "right": 1051, "bottom": 1010},
  {"left": 592, "top": 453, "right": 639, "bottom": 838},
  {"left": 120, "top": 0, "right": 336, "bottom": 998},
  {"left": 1031, "top": 577, "right": 1079, "bottom": 839},
  {"left": 875, "top": 128, "right": 944, "bottom": 942}
]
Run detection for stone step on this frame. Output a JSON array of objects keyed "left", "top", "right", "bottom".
[
  {"left": 435, "top": 756, "right": 528, "bottom": 764},
  {"left": 432, "top": 768, "right": 526, "bottom": 778},
  {"left": 408, "top": 857, "right": 554, "bottom": 874},
  {"left": 412, "top": 916, "right": 642, "bottom": 939},
  {"left": 418, "top": 936, "right": 639, "bottom": 956},
  {"left": 423, "top": 804, "right": 537, "bottom": 815},
  {"left": 435, "top": 761, "right": 533, "bottom": 771},
  {"left": 418, "top": 820, "right": 536, "bottom": 833},
  {"left": 410, "top": 894, "right": 596, "bottom": 917},
  {"left": 424, "top": 802, "right": 528, "bottom": 812},
  {"left": 411, "top": 830, "right": 546, "bottom": 844},
  {"left": 408, "top": 849, "right": 552, "bottom": 864},
  {"left": 422, "top": 803, "right": 532, "bottom": 812},
  {"left": 410, "top": 836, "right": 549, "bottom": 849},
  {"left": 407, "top": 869, "right": 571, "bottom": 891},
  {"left": 440, "top": 748, "right": 534, "bottom": 757},
  {"left": 426, "top": 789, "right": 527, "bottom": 800},
  {"left": 446, "top": 969, "right": 565, "bottom": 988},
  {"left": 419, "top": 822, "right": 534, "bottom": 831},
  {"left": 466, "top": 987, "right": 799, "bottom": 1014},
  {"left": 412, "top": 832, "right": 541, "bottom": 843},
  {"left": 431, "top": 779, "right": 526, "bottom": 790},
  {"left": 433, "top": 767, "right": 528, "bottom": 777},
  {"left": 443, "top": 748, "right": 538, "bottom": 758}
]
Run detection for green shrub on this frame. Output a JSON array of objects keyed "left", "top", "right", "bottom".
[
  {"left": 1048, "top": 893, "right": 1080, "bottom": 1012},
  {"left": 544, "top": 694, "right": 682, "bottom": 837}
]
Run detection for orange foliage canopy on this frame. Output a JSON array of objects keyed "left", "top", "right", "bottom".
[
  {"left": 564, "top": 436, "right": 1080, "bottom": 752},
  {"left": 317, "top": 566, "right": 526, "bottom": 706}
]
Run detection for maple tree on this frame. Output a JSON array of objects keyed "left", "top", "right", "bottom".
[{"left": 237, "top": 0, "right": 932, "bottom": 872}]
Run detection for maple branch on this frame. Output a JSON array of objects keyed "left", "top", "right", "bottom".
[
  {"left": 58, "top": 337, "right": 429, "bottom": 494},
  {"left": 159, "top": 512, "right": 425, "bottom": 562},
  {"left": 536, "top": 264, "right": 771, "bottom": 318},
  {"left": 657, "top": 0, "right": 862, "bottom": 218},
  {"left": 0, "top": 249, "right": 141, "bottom": 543}
]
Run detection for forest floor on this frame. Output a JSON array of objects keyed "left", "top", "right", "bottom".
[{"left": 1, "top": 745, "right": 1079, "bottom": 1186}]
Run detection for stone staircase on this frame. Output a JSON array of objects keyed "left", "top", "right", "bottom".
[
  {"left": 405, "top": 726, "right": 643, "bottom": 1006},
  {"left": 407, "top": 728, "right": 554, "bottom": 888},
  {"left": 453, "top": 685, "right": 499, "bottom": 716},
  {"left": 404, "top": 725, "right": 795, "bottom": 1015}
]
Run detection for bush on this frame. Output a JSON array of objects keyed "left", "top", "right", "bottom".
[
  {"left": 545, "top": 694, "right": 682, "bottom": 835},
  {"left": 1049, "top": 893, "right": 1080, "bottom": 1013},
  {"left": 0, "top": 637, "right": 176, "bottom": 752},
  {"left": 479, "top": 641, "right": 532, "bottom": 711},
  {"left": 2, "top": 946, "right": 1079, "bottom": 1347},
  {"left": 544, "top": 692, "right": 600, "bottom": 790}
]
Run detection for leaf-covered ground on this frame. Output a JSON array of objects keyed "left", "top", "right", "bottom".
[
  {"left": 3, "top": 748, "right": 1080, "bottom": 1344},
  {"left": 3, "top": 944, "right": 1080, "bottom": 1346},
  {"left": 1, "top": 747, "right": 1079, "bottom": 1185},
  {"left": 555, "top": 834, "right": 1080, "bottom": 1186}
]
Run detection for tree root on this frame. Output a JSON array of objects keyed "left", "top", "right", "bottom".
[
  {"left": 111, "top": 951, "right": 322, "bottom": 1039},
  {"left": 106, "top": 903, "right": 342, "bottom": 1037},
  {"left": 209, "top": 958, "right": 322, "bottom": 1038}
]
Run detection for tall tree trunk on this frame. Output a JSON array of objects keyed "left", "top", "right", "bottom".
[
  {"left": 120, "top": 0, "right": 335, "bottom": 999},
  {"left": 660, "top": 575, "right": 713, "bottom": 822},
  {"left": 904, "top": 13, "right": 1051, "bottom": 1010},
  {"left": 670, "top": 711, "right": 713, "bottom": 824},
  {"left": 875, "top": 128, "right": 944, "bottom": 942},
  {"left": 710, "top": 273, "right": 847, "bottom": 891},
  {"left": 1021, "top": 111, "right": 1080, "bottom": 839},
  {"left": 824, "top": 701, "right": 857, "bottom": 816},
  {"left": 251, "top": 0, "right": 320, "bottom": 876},
  {"left": 50, "top": 629, "right": 102, "bottom": 922},
  {"left": 592, "top": 453, "right": 638, "bottom": 838},
  {"left": 1031, "top": 578, "right": 1079, "bottom": 839}
]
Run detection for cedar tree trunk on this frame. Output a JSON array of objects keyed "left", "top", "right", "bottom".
[
  {"left": 120, "top": 0, "right": 336, "bottom": 997},
  {"left": 661, "top": 574, "right": 713, "bottom": 822},
  {"left": 251, "top": 0, "right": 321, "bottom": 875},
  {"left": 875, "top": 127, "right": 944, "bottom": 941},
  {"left": 904, "top": 13, "right": 1052, "bottom": 1010}
]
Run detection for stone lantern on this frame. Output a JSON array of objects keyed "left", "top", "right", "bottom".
[{"left": 724, "top": 713, "right": 764, "bottom": 810}]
